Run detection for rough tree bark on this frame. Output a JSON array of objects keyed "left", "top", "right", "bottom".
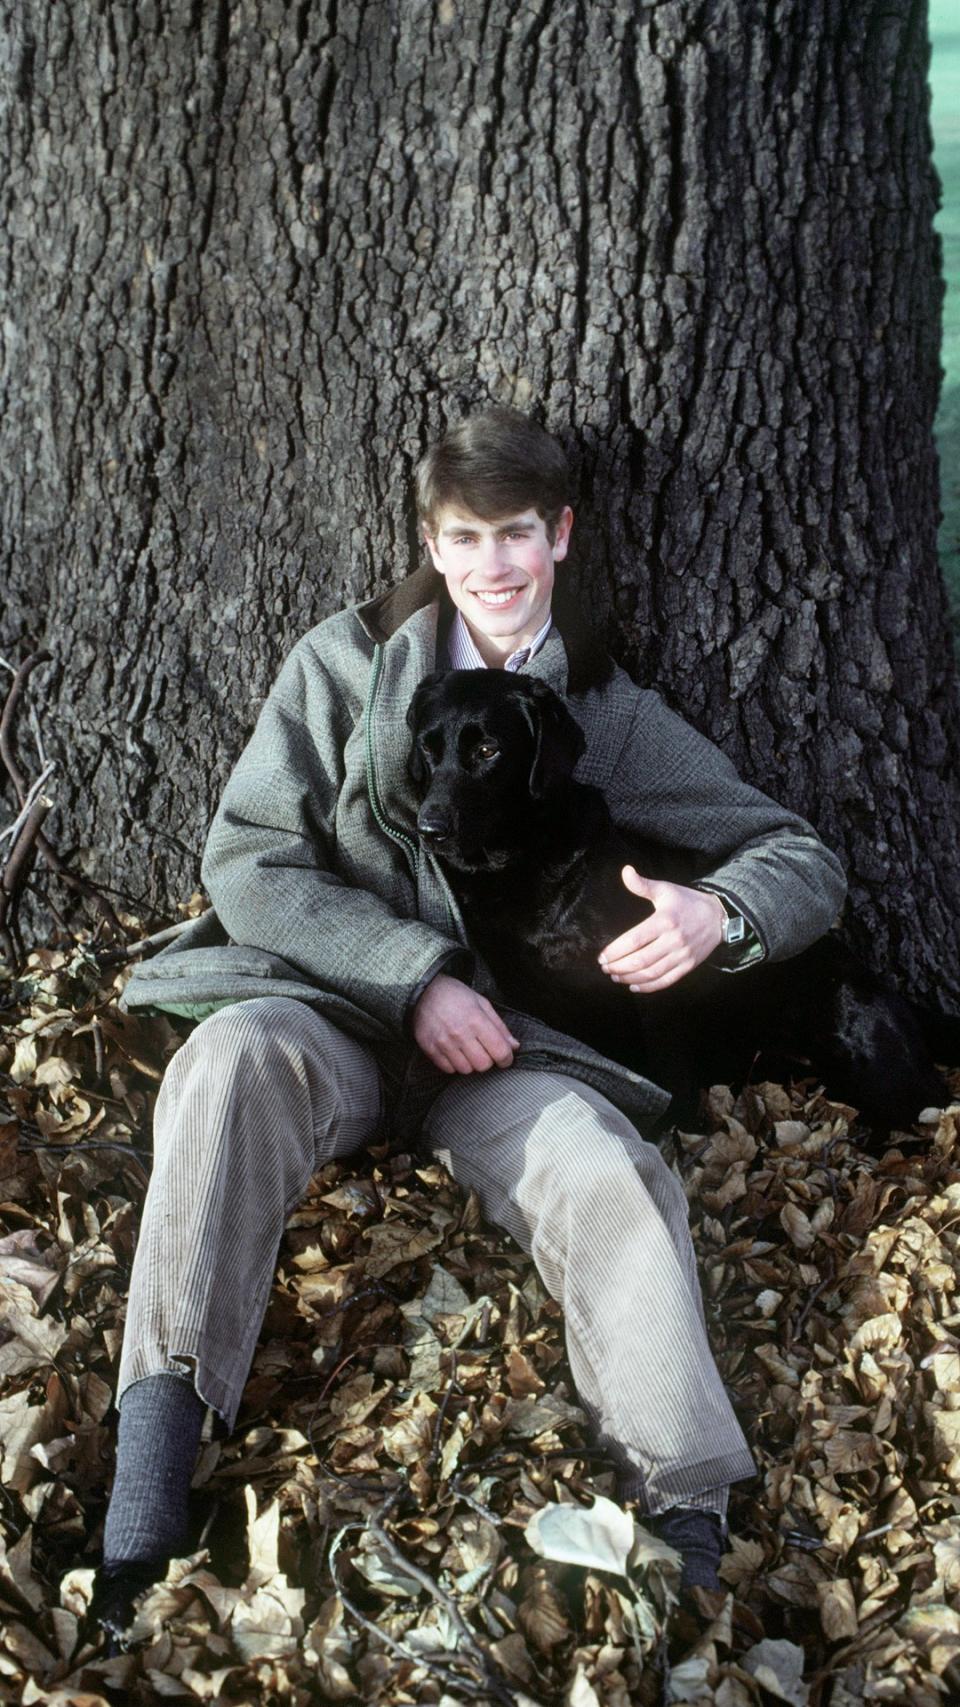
[{"left": 1, "top": 0, "right": 958, "bottom": 1006}]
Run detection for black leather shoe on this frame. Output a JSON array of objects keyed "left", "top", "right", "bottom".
[{"left": 89, "top": 1558, "right": 168, "bottom": 1648}]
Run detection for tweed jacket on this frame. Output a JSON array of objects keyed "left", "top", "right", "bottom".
[{"left": 121, "top": 566, "right": 847, "bottom": 1135}]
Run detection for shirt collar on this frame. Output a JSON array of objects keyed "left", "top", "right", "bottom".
[{"left": 448, "top": 609, "right": 553, "bottom": 673}]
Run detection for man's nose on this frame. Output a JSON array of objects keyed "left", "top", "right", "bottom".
[
  {"left": 417, "top": 808, "right": 452, "bottom": 844},
  {"left": 477, "top": 536, "right": 511, "bottom": 576}
]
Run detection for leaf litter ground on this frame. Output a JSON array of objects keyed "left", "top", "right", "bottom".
[{"left": 2, "top": 919, "right": 960, "bottom": 1706}]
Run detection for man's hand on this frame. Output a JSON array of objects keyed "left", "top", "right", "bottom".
[
  {"left": 412, "top": 973, "right": 521, "bottom": 1074},
  {"left": 598, "top": 867, "right": 725, "bottom": 993}
]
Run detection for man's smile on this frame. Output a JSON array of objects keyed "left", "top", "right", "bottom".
[{"left": 472, "top": 586, "right": 524, "bottom": 608}]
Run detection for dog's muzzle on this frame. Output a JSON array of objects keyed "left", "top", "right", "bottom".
[{"left": 417, "top": 809, "right": 453, "bottom": 846}]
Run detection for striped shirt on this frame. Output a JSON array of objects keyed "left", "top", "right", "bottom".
[{"left": 447, "top": 610, "right": 553, "bottom": 672}]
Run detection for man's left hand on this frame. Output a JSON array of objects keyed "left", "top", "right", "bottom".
[{"left": 598, "top": 867, "right": 725, "bottom": 993}]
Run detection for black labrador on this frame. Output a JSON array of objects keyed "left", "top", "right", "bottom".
[{"left": 406, "top": 668, "right": 953, "bottom": 1135}]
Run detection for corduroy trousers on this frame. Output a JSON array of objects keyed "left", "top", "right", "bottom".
[{"left": 118, "top": 997, "right": 755, "bottom": 1515}]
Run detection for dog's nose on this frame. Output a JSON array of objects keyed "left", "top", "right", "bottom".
[{"left": 418, "top": 810, "right": 452, "bottom": 844}]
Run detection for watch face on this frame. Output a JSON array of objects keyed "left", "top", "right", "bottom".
[{"left": 724, "top": 914, "right": 746, "bottom": 945}]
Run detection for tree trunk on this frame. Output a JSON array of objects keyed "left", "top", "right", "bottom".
[{"left": 2, "top": 0, "right": 957, "bottom": 1004}]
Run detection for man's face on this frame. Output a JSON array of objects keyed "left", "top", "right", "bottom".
[{"left": 423, "top": 505, "right": 573, "bottom": 666}]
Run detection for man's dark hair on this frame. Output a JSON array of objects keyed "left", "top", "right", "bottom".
[{"left": 416, "top": 406, "right": 574, "bottom": 540}]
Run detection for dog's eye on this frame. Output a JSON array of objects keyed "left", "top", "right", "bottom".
[
  {"left": 476, "top": 741, "right": 499, "bottom": 762},
  {"left": 418, "top": 733, "right": 442, "bottom": 767}
]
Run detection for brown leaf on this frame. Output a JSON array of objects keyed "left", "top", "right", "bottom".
[
  {"left": 489, "top": 1630, "right": 537, "bottom": 1683},
  {"left": 381, "top": 1391, "right": 439, "bottom": 1464},
  {"left": 506, "top": 1347, "right": 546, "bottom": 1398},
  {"left": 822, "top": 1430, "right": 883, "bottom": 1475},
  {"left": 517, "top": 1563, "right": 570, "bottom": 1653},
  {"left": 364, "top": 1222, "right": 441, "bottom": 1277},
  {"left": 816, "top": 1577, "right": 858, "bottom": 1641},
  {"left": 780, "top": 1203, "right": 816, "bottom": 1251}
]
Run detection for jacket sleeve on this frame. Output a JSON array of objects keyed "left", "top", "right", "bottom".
[
  {"left": 604, "top": 688, "right": 848, "bottom": 966},
  {"left": 200, "top": 642, "right": 471, "bottom": 1034}
]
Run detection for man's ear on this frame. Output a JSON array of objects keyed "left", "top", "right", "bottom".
[
  {"left": 422, "top": 522, "right": 444, "bottom": 573},
  {"left": 551, "top": 505, "right": 574, "bottom": 561},
  {"left": 522, "top": 679, "right": 587, "bottom": 799}
]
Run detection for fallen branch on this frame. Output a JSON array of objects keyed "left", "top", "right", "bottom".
[
  {"left": 0, "top": 793, "right": 52, "bottom": 966},
  {"left": 328, "top": 1518, "right": 531, "bottom": 1705},
  {"left": 0, "top": 651, "right": 123, "bottom": 956},
  {"left": 97, "top": 915, "right": 198, "bottom": 964},
  {"left": 0, "top": 652, "right": 53, "bottom": 804},
  {"left": 0, "top": 761, "right": 57, "bottom": 848}
]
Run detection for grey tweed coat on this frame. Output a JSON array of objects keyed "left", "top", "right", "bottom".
[{"left": 121, "top": 566, "right": 847, "bottom": 1135}]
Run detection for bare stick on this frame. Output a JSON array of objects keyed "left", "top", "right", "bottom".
[
  {"left": 0, "top": 795, "right": 51, "bottom": 966},
  {"left": 0, "top": 650, "right": 52, "bottom": 804},
  {"left": 368, "top": 1517, "right": 488, "bottom": 1663},
  {"left": 328, "top": 1522, "right": 490, "bottom": 1697},
  {"left": 97, "top": 916, "right": 199, "bottom": 963},
  {"left": 0, "top": 652, "right": 122, "bottom": 933},
  {"left": 0, "top": 762, "right": 57, "bottom": 846}
]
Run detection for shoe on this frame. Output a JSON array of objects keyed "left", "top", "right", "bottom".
[{"left": 89, "top": 1557, "right": 168, "bottom": 1648}]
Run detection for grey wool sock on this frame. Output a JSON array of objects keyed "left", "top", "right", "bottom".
[
  {"left": 102, "top": 1372, "right": 206, "bottom": 1566},
  {"left": 655, "top": 1507, "right": 725, "bottom": 1593}
]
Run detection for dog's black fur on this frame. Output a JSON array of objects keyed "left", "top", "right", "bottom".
[{"left": 407, "top": 668, "right": 954, "bottom": 1134}]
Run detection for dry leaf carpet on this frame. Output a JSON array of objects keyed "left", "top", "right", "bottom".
[{"left": 2, "top": 925, "right": 960, "bottom": 1705}]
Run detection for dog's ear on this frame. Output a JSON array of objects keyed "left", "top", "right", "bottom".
[
  {"left": 407, "top": 740, "right": 428, "bottom": 787},
  {"left": 406, "top": 671, "right": 448, "bottom": 734},
  {"left": 521, "top": 678, "right": 587, "bottom": 799},
  {"left": 406, "top": 672, "right": 447, "bottom": 786}
]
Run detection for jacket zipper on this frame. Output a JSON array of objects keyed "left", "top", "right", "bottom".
[
  {"left": 364, "top": 642, "right": 475, "bottom": 951},
  {"left": 364, "top": 643, "right": 419, "bottom": 862}
]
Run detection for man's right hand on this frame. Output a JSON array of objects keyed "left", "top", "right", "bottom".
[{"left": 412, "top": 973, "right": 520, "bottom": 1074}]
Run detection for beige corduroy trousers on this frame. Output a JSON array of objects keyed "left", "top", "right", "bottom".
[{"left": 118, "top": 997, "right": 755, "bottom": 1515}]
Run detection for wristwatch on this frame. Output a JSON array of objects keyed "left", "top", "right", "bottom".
[{"left": 715, "top": 894, "right": 747, "bottom": 946}]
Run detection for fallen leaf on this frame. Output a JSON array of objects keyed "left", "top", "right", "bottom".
[
  {"left": 526, "top": 1496, "right": 635, "bottom": 1577},
  {"left": 743, "top": 1637, "right": 810, "bottom": 1705}
]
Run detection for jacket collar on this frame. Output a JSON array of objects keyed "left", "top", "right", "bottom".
[
  {"left": 357, "top": 564, "right": 439, "bottom": 643},
  {"left": 357, "top": 563, "right": 612, "bottom": 695}
]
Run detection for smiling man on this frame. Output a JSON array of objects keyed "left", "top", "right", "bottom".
[
  {"left": 422, "top": 505, "right": 573, "bottom": 666},
  {"left": 102, "top": 406, "right": 847, "bottom": 1637}
]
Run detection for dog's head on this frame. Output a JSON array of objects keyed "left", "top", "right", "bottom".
[{"left": 405, "top": 669, "right": 587, "bottom": 871}]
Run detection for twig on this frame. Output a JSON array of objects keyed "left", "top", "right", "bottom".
[
  {"left": 369, "top": 1517, "right": 489, "bottom": 1662},
  {"left": 0, "top": 761, "right": 57, "bottom": 846},
  {"left": 0, "top": 794, "right": 51, "bottom": 964},
  {"left": 429, "top": 1350, "right": 461, "bottom": 1469},
  {"left": 0, "top": 650, "right": 123, "bottom": 938},
  {"left": 17, "top": 1136, "right": 152, "bottom": 1158},
  {"left": 97, "top": 916, "right": 199, "bottom": 963},
  {"left": 0, "top": 651, "right": 55, "bottom": 813},
  {"left": 789, "top": 1260, "right": 836, "bottom": 1348},
  {"left": 314, "top": 1350, "right": 361, "bottom": 1412},
  {"left": 448, "top": 1471, "right": 500, "bottom": 1522},
  {"left": 328, "top": 1520, "right": 525, "bottom": 1703},
  {"left": 92, "top": 1015, "right": 105, "bottom": 1083}
]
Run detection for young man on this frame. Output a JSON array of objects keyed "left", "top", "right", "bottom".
[{"left": 100, "top": 407, "right": 847, "bottom": 1633}]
